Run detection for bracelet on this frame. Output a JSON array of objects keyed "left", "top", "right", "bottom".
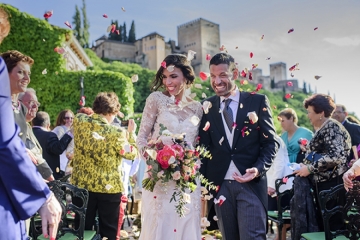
[{"left": 307, "top": 165, "right": 312, "bottom": 174}]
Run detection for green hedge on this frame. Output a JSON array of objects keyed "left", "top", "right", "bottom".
[{"left": 0, "top": 4, "right": 134, "bottom": 125}]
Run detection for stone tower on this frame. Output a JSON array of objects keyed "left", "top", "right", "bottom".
[
  {"left": 270, "top": 62, "right": 287, "bottom": 82},
  {"left": 177, "top": 18, "right": 220, "bottom": 75}
]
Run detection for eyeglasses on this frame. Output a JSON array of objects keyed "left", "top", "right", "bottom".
[
  {"left": 333, "top": 111, "right": 344, "bottom": 115},
  {"left": 20, "top": 100, "right": 41, "bottom": 108},
  {"left": 64, "top": 117, "right": 74, "bottom": 120}
]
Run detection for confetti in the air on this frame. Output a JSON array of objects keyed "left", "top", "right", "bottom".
[
  {"left": 285, "top": 93, "right": 292, "bottom": 99},
  {"left": 202, "top": 101, "right": 212, "bottom": 114},
  {"left": 214, "top": 195, "right": 226, "bottom": 206},
  {"left": 92, "top": 132, "right": 105, "bottom": 140},
  {"left": 219, "top": 45, "right": 226, "bottom": 51},
  {"left": 288, "top": 28, "right": 294, "bottom": 34},
  {"left": 44, "top": 10, "right": 53, "bottom": 19},
  {"left": 203, "top": 121, "right": 210, "bottom": 131},
  {"left": 131, "top": 74, "right": 138, "bottom": 83},
  {"left": 249, "top": 72, "right": 253, "bottom": 80},
  {"left": 42, "top": 69, "right": 47, "bottom": 75},
  {"left": 219, "top": 136, "right": 224, "bottom": 145},
  {"left": 290, "top": 73, "right": 294, "bottom": 77},
  {"left": 54, "top": 47, "right": 65, "bottom": 54},
  {"left": 314, "top": 75, "right": 322, "bottom": 80},
  {"left": 116, "top": 30, "right": 120, "bottom": 35},
  {"left": 256, "top": 83, "right": 262, "bottom": 91},
  {"left": 289, "top": 63, "right": 299, "bottom": 71},
  {"left": 287, "top": 81, "right": 293, "bottom": 87},
  {"left": 240, "top": 70, "right": 246, "bottom": 78},
  {"left": 314, "top": 27, "right": 318, "bottom": 31},
  {"left": 206, "top": 54, "right": 211, "bottom": 61},
  {"left": 202, "top": 92, "right": 207, "bottom": 98},
  {"left": 250, "top": 52, "right": 254, "bottom": 58},
  {"left": 266, "top": 57, "right": 271, "bottom": 60},
  {"left": 187, "top": 50, "right": 196, "bottom": 61},
  {"left": 252, "top": 64, "right": 258, "bottom": 70},
  {"left": 121, "top": 7, "right": 126, "bottom": 12},
  {"left": 260, "top": 34, "right": 264, "bottom": 40},
  {"left": 194, "top": 84, "right": 203, "bottom": 89},
  {"left": 199, "top": 72, "right": 210, "bottom": 81},
  {"left": 64, "top": 21, "right": 72, "bottom": 29},
  {"left": 103, "top": 14, "right": 108, "bottom": 18}
]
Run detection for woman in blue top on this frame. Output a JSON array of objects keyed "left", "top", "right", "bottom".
[{"left": 278, "top": 108, "right": 313, "bottom": 163}]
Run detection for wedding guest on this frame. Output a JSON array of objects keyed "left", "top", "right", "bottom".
[
  {"left": 343, "top": 159, "right": 360, "bottom": 190},
  {"left": 199, "top": 52, "right": 279, "bottom": 239},
  {"left": 278, "top": 108, "right": 313, "bottom": 163},
  {"left": 292, "top": 94, "right": 350, "bottom": 238},
  {"left": 52, "top": 109, "right": 75, "bottom": 175},
  {"left": 32, "top": 111, "right": 73, "bottom": 179},
  {"left": 71, "top": 92, "right": 138, "bottom": 240},
  {"left": 332, "top": 104, "right": 360, "bottom": 162},
  {"left": 0, "top": 7, "right": 61, "bottom": 239}
]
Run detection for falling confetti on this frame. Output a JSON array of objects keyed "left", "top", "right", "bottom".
[
  {"left": 214, "top": 195, "right": 226, "bottom": 206},
  {"left": 64, "top": 21, "right": 72, "bottom": 29},
  {"left": 285, "top": 93, "right": 292, "bottom": 99},
  {"left": 115, "top": 30, "right": 120, "bottom": 35},
  {"left": 250, "top": 52, "right": 254, "bottom": 58},
  {"left": 199, "top": 72, "right": 210, "bottom": 81},
  {"left": 202, "top": 92, "right": 207, "bottom": 98},
  {"left": 314, "top": 27, "right": 318, "bottom": 31},
  {"left": 79, "top": 96, "right": 85, "bottom": 107},
  {"left": 54, "top": 47, "right": 65, "bottom": 54},
  {"left": 240, "top": 70, "right": 246, "bottom": 78},
  {"left": 44, "top": 10, "right": 53, "bottom": 19},
  {"left": 131, "top": 74, "right": 138, "bottom": 83},
  {"left": 314, "top": 75, "right": 322, "bottom": 80},
  {"left": 187, "top": 50, "right": 196, "bottom": 61},
  {"left": 251, "top": 64, "right": 258, "bottom": 70},
  {"left": 194, "top": 83, "right": 203, "bottom": 89},
  {"left": 287, "top": 81, "right": 293, "bottom": 87},
  {"left": 219, "top": 45, "right": 226, "bottom": 51},
  {"left": 232, "top": 122, "right": 237, "bottom": 129},
  {"left": 290, "top": 73, "right": 294, "bottom": 77},
  {"left": 219, "top": 136, "right": 224, "bottom": 145},
  {"left": 240, "top": 103, "right": 243, "bottom": 108},
  {"left": 206, "top": 54, "right": 211, "bottom": 61},
  {"left": 289, "top": 63, "right": 299, "bottom": 71},
  {"left": 249, "top": 72, "right": 253, "bottom": 80},
  {"left": 260, "top": 34, "right": 264, "bottom": 40},
  {"left": 288, "top": 28, "right": 294, "bottom": 34},
  {"left": 121, "top": 7, "right": 126, "bottom": 12},
  {"left": 161, "top": 61, "right": 167, "bottom": 68},
  {"left": 256, "top": 83, "right": 262, "bottom": 91},
  {"left": 203, "top": 121, "right": 210, "bottom": 131},
  {"left": 92, "top": 132, "right": 105, "bottom": 140},
  {"left": 103, "top": 14, "right": 108, "bottom": 18},
  {"left": 202, "top": 101, "right": 212, "bottom": 114},
  {"left": 266, "top": 57, "right": 271, "bottom": 60},
  {"left": 111, "top": 24, "right": 116, "bottom": 33}
]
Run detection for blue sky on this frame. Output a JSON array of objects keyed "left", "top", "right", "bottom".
[{"left": 3, "top": 0, "right": 360, "bottom": 116}]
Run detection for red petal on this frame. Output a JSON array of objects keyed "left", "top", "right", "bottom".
[
  {"left": 282, "top": 177, "right": 288, "bottom": 183},
  {"left": 314, "top": 27, "right": 318, "bottom": 31},
  {"left": 111, "top": 24, "right": 116, "bottom": 33},
  {"left": 206, "top": 54, "right": 211, "bottom": 61},
  {"left": 240, "top": 80, "right": 245, "bottom": 85},
  {"left": 250, "top": 52, "right": 254, "bottom": 58},
  {"left": 240, "top": 70, "right": 246, "bottom": 78},
  {"left": 249, "top": 72, "right": 253, "bottom": 80},
  {"left": 64, "top": 21, "right": 72, "bottom": 29},
  {"left": 256, "top": 83, "right": 262, "bottom": 91},
  {"left": 287, "top": 81, "right": 293, "bottom": 87},
  {"left": 285, "top": 93, "right": 292, "bottom": 99},
  {"left": 103, "top": 14, "right": 108, "bottom": 18},
  {"left": 116, "top": 30, "right": 120, "bottom": 35},
  {"left": 199, "top": 72, "right": 208, "bottom": 81},
  {"left": 288, "top": 28, "right": 294, "bottom": 33}
]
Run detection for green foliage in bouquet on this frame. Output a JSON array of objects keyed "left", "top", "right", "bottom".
[{"left": 142, "top": 124, "right": 212, "bottom": 217}]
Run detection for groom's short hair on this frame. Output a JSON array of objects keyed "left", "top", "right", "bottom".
[{"left": 209, "top": 53, "right": 236, "bottom": 71}]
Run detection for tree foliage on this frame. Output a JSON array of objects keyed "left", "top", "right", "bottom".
[
  {"left": 0, "top": 4, "right": 134, "bottom": 125},
  {"left": 72, "top": 5, "right": 84, "bottom": 46},
  {"left": 81, "top": 0, "right": 90, "bottom": 48},
  {"left": 122, "top": 22, "right": 127, "bottom": 42},
  {"left": 128, "top": 20, "right": 136, "bottom": 43}
]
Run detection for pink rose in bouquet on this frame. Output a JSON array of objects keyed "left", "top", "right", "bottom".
[
  {"left": 172, "top": 144, "right": 185, "bottom": 160},
  {"left": 156, "top": 145, "right": 176, "bottom": 169}
]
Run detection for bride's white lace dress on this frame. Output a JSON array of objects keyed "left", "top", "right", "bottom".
[{"left": 136, "top": 91, "right": 203, "bottom": 240}]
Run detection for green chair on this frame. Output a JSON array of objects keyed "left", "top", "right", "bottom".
[
  {"left": 267, "top": 173, "right": 295, "bottom": 240},
  {"left": 301, "top": 181, "right": 360, "bottom": 240},
  {"left": 31, "top": 180, "right": 100, "bottom": 240}
]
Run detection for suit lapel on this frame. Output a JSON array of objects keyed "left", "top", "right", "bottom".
[
  {"left": 232, "top": 91, "right": 251, "bottom": 149},
  {"left": 210, "top": 96, "right": 231, "bottom": 150}
]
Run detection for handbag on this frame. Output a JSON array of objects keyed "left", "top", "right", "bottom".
[{"left": 304, "top": 152, "right": 323, "bottom": 163}]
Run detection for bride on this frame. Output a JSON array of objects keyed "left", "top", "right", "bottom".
[{"left": 136, "top": 54, "right": 203, "bottom": 239}]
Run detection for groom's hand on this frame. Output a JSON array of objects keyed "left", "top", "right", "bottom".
[{"left": 233, "top": 168, "right": 259, "bottom": 183}]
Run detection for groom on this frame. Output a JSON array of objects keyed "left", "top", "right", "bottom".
[{"left": 199, "top": 52, "right": 279, "bottom": 240}]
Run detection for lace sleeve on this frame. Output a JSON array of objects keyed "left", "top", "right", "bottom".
[
  {"left": 136, "top": 92, "right": 159, "bottom": 149},
  {"left": 195, "top": 101, "right": 203, "bottom": 121}
]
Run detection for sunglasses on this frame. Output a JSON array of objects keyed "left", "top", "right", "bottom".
[{"left": 64, "top": 117, "right": 74, "bottom": 120}]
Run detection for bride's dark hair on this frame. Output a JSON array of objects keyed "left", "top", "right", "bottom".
[{"left": 151, "top": 54, "right": 195, "bottom": 91}]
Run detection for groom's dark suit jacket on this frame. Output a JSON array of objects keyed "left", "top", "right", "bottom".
[{"left": 199, "top": 91, "right": 279, "bottom": 213}]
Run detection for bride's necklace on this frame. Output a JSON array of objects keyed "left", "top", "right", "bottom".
[{"left": 12, "top": 100, "right": 20, "bottom": 114}]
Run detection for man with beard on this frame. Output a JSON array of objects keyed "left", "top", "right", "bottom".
[{"left": 199, "top": 52, "right": 279, "bottom": 240}]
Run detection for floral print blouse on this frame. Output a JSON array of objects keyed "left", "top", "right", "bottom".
[
  {"left": 71, "top": 113, "right": 138, "bottom": 193},
  {"left": 305, "top": 118, "right": 350, "bottom": 182}
]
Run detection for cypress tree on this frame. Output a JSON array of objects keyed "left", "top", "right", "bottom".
[
  {"left": 303, "top": 81, "right": 307, "bottom": 94},
  {"left": 81, "top": 0, "right": 90, "bottom": 48},
  {"left": 123, "top": 22, "right": 127, "bottom": 42},
  {"left": 270, "top": 78, "right": 275, "bottom": 89},
  {"left": 128, "top": 20, "right": 136, "bottom": 43},
  {"left": 72, "top": 5, "right": 84, "bottom": 46}
]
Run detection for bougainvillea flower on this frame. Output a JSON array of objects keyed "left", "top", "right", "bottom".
[
  {"left": 260, "top": 34, "right": 264, "bottom": 40},
  {"left": 42, "top": 69, "right": 47, "bottom": 75},
  {"left": 121, "top": 7, "right": 126, "bottom": 12},
  {"left": 131, "top": 74, "right": 138, "bottom": 83},
  {"left": 252, "top": 64, "right": 258, "bottom": 70},
  {"left": 161, "top": 61, "right": 166, "bottom": 68},
  {"left": 285, "top": 93, "right": 292, "bottom": 99},
  {"left": 256, "top": 83, "right": 262, "bottom": 91},
  {"left": 250, "top": 52, "right": 254, "bottom": 58},
  {"left": 203, "top": 121, "right": 210, "bottom": 131},
  {"left": 282, "top": 177, "right": 288, "bottom": 183},
  {"left": 287, "top": 81, "right": 293, "bottom": 87},
  {"left": 219, "top": 136, "right": 224, "bottom": 145},
  {"left": 248, "top": 72, "right": 253, "bottom": 80},
  {"left": 187, "top": 50, "right": 196, "bottom": 61},
  {"left": 64, "top": 21, "right": 72, "bottom": 29},
  {"left": 288, "top": 28, "right": 294, "bottom": 33},
  {"left": 202, "top": 101, "right": 212, "bottom": 114},
  {"left": 116, "top": 30, "right": 120, "bottom": 35},
  {"left": 240, "top": 70, "right": 246, "bottom": 78},
  {"left": 314, "top": 75, "right": 322, "bottom": 80},
  {"left": 214, "top": 195, "right": 226, "bottom": 206},
  {"left": 206, "top": 54, "right": 211, "bottom": 61},
  {"left": 103, "top": 14, "right": 108, "bottom": 18},
  {"left": 199, "top": 72, "right": 210, "bottom": 81},
  {"left": 44, "top": 10, "right": 53, "bottom": 19},
  {"left": 266, "top": 57, "right": 271, "bottom": 60},
  {"left": 314, "top": 27, "right": 318, "bottom": 31}
]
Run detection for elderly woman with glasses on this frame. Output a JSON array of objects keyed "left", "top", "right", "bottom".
[{"left": 52, "top": 109, "right": 75, "bottom": 176}]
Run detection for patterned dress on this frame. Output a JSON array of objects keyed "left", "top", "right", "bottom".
[{"left": 136, "top": 91, "right": 203, "bottom": 240}]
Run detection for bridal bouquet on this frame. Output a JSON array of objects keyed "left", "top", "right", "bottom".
[{"left": 142, "top": 124, "right": 212, "bottom": 217}]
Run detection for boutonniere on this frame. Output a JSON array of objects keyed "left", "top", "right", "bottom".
[{"left": 247, "top": 111, "right": 258, "bottom": 124}]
